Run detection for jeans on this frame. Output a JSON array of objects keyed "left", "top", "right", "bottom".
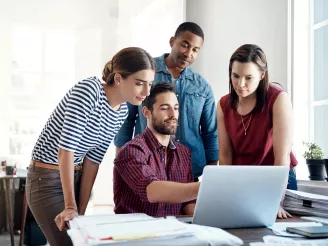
[{"left": 287, "top": 168, "right": 297, "bottom": 190}]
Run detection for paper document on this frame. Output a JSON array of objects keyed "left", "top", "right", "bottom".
[
  {"left": 69, "top": 213, "right": 153, "bottom": 229},
  {"left": 81, "top": 218, "right": 191, "bottom": 245},
  {"left": 250, "top": 235, "right": 328, "bottom": 245},
  {"left": 268, "top": 222, "right": 322, "bottom": 237},
  {"left": 67, "top": 214, "right": 243, "bottom": 246}
]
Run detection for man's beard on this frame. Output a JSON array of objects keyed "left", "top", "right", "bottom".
[{"left": 152, "top": 116, "right": 177, "bottom": 135}]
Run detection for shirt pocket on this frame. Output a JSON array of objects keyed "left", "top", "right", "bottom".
[{"left": 185, "top": 92, "right": 207, "bottom": 120}]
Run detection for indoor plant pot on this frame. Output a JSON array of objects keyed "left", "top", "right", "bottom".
[
  {"left": 303, "top": 142, "right": 326, "bottom": 181},
  {"left": 306, "top": 159, "right": 326, "bottom": 180},
  {"left": 324, "top": 159, "right": 328, "bottom": 181}
]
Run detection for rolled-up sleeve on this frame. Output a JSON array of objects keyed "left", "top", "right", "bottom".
[{"left": 114, "top": 143, "right": 158, "bottom": 201}]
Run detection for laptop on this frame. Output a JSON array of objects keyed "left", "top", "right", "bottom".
[{"left": 190, "top": 165, "right": 289, "bottom": 229}]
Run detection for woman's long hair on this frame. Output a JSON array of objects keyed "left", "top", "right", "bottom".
[{"left": 229, "top": 44, "right": 269, "bottom": 112}]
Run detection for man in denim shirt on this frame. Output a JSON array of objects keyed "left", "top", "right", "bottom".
[{"left": 114, "top": 22, "right": 218, "bottom": 180}]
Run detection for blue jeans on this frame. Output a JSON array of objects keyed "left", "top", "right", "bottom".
[{"left": 287, "top": 169, "right": 297, "bottom": 190}]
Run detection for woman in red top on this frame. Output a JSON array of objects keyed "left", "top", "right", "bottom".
[{"left": 217, "top": 44, "right": 297, "bottom": 219}]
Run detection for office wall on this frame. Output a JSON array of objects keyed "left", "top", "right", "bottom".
[{"left": 186, "top": 0, "right": 290, "bottom": 101}]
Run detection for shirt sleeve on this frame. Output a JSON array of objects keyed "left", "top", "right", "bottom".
[
  {"left": 86, "top": 142, "right": 110, "bottom": 165},
  {"left": 58, "top": 78, "right": 99, "bottom": 152},
  {"left": 114, "top": 143, "right": 158, "bottom": 201},
  {"left": 181, "top": 148, "right": 197, "bottom": 209},
  {"left": 114, "top": 103, "right": 138, "bottom": 147},
  {"left": 200, "top": 83, "right": 219, "bottom": 162}
]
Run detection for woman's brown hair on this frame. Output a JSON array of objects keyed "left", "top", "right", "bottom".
[
  {"left": 102, "top": 47, "right": 155, "bottom": 85},
  {"left": 229, "top": 44, "right": 269, "bottom": 112}
]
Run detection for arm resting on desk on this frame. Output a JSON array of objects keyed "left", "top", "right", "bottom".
[{"left": 182, "top": 203, "right": 196, "bottom": 216}]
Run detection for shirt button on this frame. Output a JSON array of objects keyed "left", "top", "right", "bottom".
[
  {"left": 177, "top": 139, "right": 180, "bottom": 142},
  {"left": 136, "top": 114, "right": 138, "bottom": 117},
  {"left": 176, "top": 94, "right": 179, "bottom": 97}
]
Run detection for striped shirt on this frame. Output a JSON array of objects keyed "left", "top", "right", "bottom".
[
  {"left": 113, "top": 128, "right": 196, "bottom": 216},
  {"left": 32, "top": 77, "right": 128, "bottom": 165}
]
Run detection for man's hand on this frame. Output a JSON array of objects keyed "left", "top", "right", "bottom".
[
  {"left": 277, "top": 205, "right": 292, "bottom": 219},
  {"left": 55, "top": 208, "right": 78, "bottom": 231}
]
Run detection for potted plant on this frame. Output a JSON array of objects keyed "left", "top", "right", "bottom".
[{"left": 303, "top": 141, "right": 326, "bottom": 181}]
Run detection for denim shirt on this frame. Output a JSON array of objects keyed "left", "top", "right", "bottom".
[{"left": 114, "top": 53, "right": 218, "bottom": 178}]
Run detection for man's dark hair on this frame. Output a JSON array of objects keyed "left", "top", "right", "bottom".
[
  {"left": 174, "top": 22, "right": 204, "bottom": 40},
  {"left": 142, "top": 82, "right": 176, "bottom": 111}
]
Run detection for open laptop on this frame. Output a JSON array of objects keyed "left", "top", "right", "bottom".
[{"left": 187, "top": 165, "right": 289, "bottom": 229}]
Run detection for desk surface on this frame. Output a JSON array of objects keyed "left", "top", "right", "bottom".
[{"left": 225, "top": 215, "right": 304, "bottom": 245}]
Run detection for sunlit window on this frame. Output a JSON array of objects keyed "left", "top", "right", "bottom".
[{"left": 9, "top": 26, "right": 75, "bottom": 169}]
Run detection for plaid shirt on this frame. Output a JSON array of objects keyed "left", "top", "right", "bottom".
[{"left": 113, "top": 128, "right": 196, "bottom": 216}]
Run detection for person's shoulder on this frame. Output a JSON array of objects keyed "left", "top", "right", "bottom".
[
  {"left": 186, "top": 68, "right": 214, "bottom": 96},
  {"left": 268, "top": 83, "right": 285, "bottom": 93},
  {"left": 219, "top": 93, "right": 230, "bottom": 107},
  {"left": 74, "top": 76, "right": 102, "bottom": 97},
  {"left": 78, "top": 76, "right": 102, "bottom": 89},
  {"left": 120, "top": 102, "right": 129, "bottom": 114},
  {"left": 267, "top": 83, "right": 286, "bottom": 102},
  {"left": 118, "top": 133, "right": 149, "bottom": 156},
  {"left": 153, "top": 55, "right": 163, "bottom": 63},
  {"left": 174, "top": 141, "right": 191, "bottom": 155},
  {"left": 188, "top": 67, "right": 208, "bottom": 83},
  {"left": 220, "top": 93, "right": 230, "bottom": 101},
  {"left": 153, "top": 54, "right": 166, "bottom": 69}
]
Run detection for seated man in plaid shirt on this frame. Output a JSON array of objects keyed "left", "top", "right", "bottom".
[{"left": 113, "top": 82, "right": 199, "bottom": 216}]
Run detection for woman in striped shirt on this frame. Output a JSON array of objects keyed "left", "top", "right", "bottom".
[{"left": 26, "top": 47, "right": 155, "bottom": 246}]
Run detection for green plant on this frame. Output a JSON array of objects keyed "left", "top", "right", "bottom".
[{"left": 302, "top": 141, "right": 324, "bottom": 160}]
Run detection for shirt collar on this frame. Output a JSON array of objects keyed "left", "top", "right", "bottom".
[
  {"left": 144, "top": 127, "right": 176, "bottom": 151},
  {"left": 156, "top": 53, "right": 194, "bottom": 79}
]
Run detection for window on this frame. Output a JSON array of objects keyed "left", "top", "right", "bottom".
[
  {"left": 311, "top": 0, "right": 328, "bottom": 157},
  {"left": 9, "top": 26, "right": 75, "bottom": 169},
  {"left": 291, "top": 0, "right": 328, "bottom": 179}
]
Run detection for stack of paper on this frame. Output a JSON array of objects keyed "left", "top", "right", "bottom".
[
  {"left": 69, "top": 213, "right": 154, "bottom": 229},
  {"left": 284, "top": 190, "right": 328, "bottom": 217},
  {"left": 67, "top": 213, "right": 243, "bottom": 246},
  {"left": 81, "top": 218, "right": 192, "bottom": 245}
]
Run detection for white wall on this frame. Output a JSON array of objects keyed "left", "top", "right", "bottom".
[{"left": 186, "top": 0, "right": 289, "bottom": 101}]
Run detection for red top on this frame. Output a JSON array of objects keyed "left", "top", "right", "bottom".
[
  {"left": 113, "top": 128, "right": 196, "bottom": 216},
  {"left": 220, "top": 85, "right": 297, "bottom": 168}
]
